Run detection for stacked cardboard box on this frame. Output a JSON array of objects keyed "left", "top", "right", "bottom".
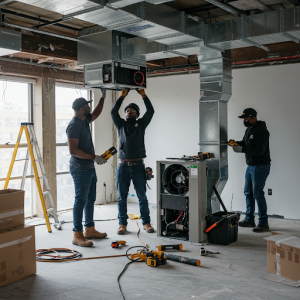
[
  {"left": 265, "top": 233, "right": 300, "bottom": 282},
  {"left": 0, "top": 189, "right": 36, "bottom": 288}
]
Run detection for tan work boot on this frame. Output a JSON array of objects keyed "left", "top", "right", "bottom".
[
  {"left": 117, "top": 225, "right": 127, "bottom": 235},
  {"left": 84, "top": 226, "right": 107, "bottom": 239},
  {"left": 73, "top": 231, "right": 93, "bottom": 247},
  {"left": 143, "top": 223, "right": 154, "bottom": 233}
]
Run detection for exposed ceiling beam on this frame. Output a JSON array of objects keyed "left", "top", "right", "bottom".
[
  {"left": 1, "top": 8, "right": 80, "bottom": 32},
  {"left": 0, "top": 58, "right": 83, "bottom": 83},
  {"left": 205, "top": 0, "right": 247, "bottom": 16},
  {"left": 0, "top": 0, "right": 15, "bottom": 7},
  {"left": 2, "top": 21, "right": 78, "bottom": 41}
]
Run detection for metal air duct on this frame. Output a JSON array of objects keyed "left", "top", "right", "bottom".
[
  {"left": 0, "top": 28, "right": 21, "bottom": 56},
  {"left": 198, "top": 47, "right": 232, "bottom": 214}
]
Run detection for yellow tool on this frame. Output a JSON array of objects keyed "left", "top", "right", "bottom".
[
  {"left": 228, "top": 140, "right": 238, "bottom": 147},
  {"left": 130, "top": 252, "right": 147, "bottom": 262},
  {"left": 101, "top": 146, "right": 117, "bottom": 160},
  {"left": 111, "top": 240, "right": 126, "bottom": 248},
  {"left": 194, "top": 153, "right": 211, "bottom": 160},
  {"left": 157, "top": 244, "right": 183, "bottom": 251},
  {"left": 146, "top": 251, "right": 167, "bottom": 267},
  {"left": 128, "top": 214, "right": 140, "bottom": 220}
]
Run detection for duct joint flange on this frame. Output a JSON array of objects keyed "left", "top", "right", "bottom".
[
  {"left": 241, "top": 16, "right": 270, "bottom": 51},
  {"left": 280, "top": 8, "right": 300, "bottom": 43}
]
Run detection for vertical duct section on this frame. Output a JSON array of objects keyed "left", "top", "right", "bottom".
[{"left": 198, "top": 48, "right": 232, "bottom": 214}]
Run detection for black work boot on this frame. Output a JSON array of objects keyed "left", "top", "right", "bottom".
[
  {"left": 253, "top": 224, "right": 269, "bottom": 233},
  {"left": 239, "top": 219, "right": 256, "bottom": 227}
]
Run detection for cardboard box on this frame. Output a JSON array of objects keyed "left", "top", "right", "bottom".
[
  {"left": 0, "top": 189, "right": 25, "bottom": 230},
  {"left": 0, "top": 225, "right": 36, "bottom": 287},
  {"left": 265, "top": 234, "right": 300, "bottom": 282}
]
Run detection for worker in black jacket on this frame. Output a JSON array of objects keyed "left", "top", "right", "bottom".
[
  {"left": 111, "top": 88, "right": 154, "bottom": 235},
  {"left": 230, "top": 108, "right": 271, "bottom": 233}
]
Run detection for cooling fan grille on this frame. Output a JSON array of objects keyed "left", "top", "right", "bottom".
[{"left": 162, "top": 164, "right": 189, "bottom": 195}]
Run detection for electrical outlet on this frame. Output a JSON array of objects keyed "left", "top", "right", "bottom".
[{"left": 268, "top": 189, "right": 272, "bottom": 195}]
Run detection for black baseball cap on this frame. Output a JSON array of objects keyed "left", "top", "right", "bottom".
[
  {"left": 238, "top": 108, "right": 257, "bottom": 118},
  {"left": 124, "top": 103, "right": 140, "bottom": 116},
  {"left": 72, "top": 97, "right": 93, "bottom": 110}
]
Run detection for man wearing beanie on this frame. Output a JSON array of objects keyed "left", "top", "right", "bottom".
[
  {"left": 111, "top": 89, "right": 154, "bottom": 235},
  {"left": 229, "top": 108, "right": 271, "bottom": 233}
]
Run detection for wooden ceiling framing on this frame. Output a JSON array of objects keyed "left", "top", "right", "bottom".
[{"left": 0, "top": 0, "right": 300, "bottom": 80}]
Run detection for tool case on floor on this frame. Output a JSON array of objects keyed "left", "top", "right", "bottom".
[{"left": 206, "top": 212, "right": 240, "bottom": 245}]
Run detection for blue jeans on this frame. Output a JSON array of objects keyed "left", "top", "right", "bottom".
[
  {"left": 117, "top": 163, "right": 150, "bottom": 226},
  {"left": 244, "top": 165, "right": 270, "bottom": 226},
  {"left": 70, "top": 166, "right": 97, "bottom": 232}
]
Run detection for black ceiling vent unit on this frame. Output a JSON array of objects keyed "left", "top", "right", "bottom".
[{"left": 78, "top": 30, "right": 147, "bottom": 90}]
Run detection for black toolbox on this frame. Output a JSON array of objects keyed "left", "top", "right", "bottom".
[{"left": 206, "top": 212, "right": 240, "bottom": 245}]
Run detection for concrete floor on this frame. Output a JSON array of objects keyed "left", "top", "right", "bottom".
[{"left": 1, "top": 202, "right": 300, "bottom": 300}]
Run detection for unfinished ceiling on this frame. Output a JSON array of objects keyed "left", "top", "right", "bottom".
[{"left": 0, "top": 0, "right": 300, "bottom": 79}]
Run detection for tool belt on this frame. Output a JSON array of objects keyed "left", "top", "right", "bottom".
[{"left": 119, "top": 160, "right": 144, "bottom": 166}]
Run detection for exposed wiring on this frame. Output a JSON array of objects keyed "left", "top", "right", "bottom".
[
  {"left": 36, "top": 248, "right": 131, "bottom": 262},
  {"left": 117, "top": 245, "right": 146, "bottom": 300},
  {"left": 0, "top": 65, "right": 9, "bottom": 105}
]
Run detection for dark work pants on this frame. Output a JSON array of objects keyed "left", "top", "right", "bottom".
[
  {"left": 70, "top": 166, "right": 97, "bottom": 232},
  {"left": 244, "top": 165, "right": 270, "bottom": 226},
  {"left": 117, "top": 163, "right": 150, "bottom": 226}
]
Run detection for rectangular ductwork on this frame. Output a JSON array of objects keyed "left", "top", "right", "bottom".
[
  {"left": 198, "top": 48, "right": 232, "bottom": 214},
  {"left": 0, "top": 28, "right": 21, "bottom": 56},
  {"left": 205, "top": 7, "right": 300, "bottom": 51},
  {"left": 78, "top": 30, "right": 147, "bottom": 89}
]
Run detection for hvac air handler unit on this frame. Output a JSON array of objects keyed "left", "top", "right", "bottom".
[
  {"left": 77, "top": 30, "right": 147, "bottom": 90},
  {"left": 156, "top": 160, "right": 207, "bottom": 243}
]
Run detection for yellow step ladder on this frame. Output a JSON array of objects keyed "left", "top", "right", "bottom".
[{"left": 4, "top": 122, "right": 63, "bottom": 233}]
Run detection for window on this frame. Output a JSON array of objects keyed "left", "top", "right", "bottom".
[
  {"left": 5, "top": 132, "right": 15, "bottom": 144},
  {"left": 0, "top": 81, "right": 32, "bottom": 216},
  {"left": 55, "top": 86, "right": 89, "bottom": 210},
  {"left": 5, "top": 118, "right": 15, "bottom": 127},
  {"left": 17, "top": 118, "right": 27, "bottom": 126}
]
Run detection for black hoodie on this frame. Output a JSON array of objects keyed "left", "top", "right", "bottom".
[
  {"left": 111, "top": 96, "right": 154, "bottom": 159},
  {"left": 237, "top": 121, "right": 271, "bottom": 166}
]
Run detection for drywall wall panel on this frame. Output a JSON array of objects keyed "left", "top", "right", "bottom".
[{"left": 223, "top": 63, "right": 300, "bottom": 220}]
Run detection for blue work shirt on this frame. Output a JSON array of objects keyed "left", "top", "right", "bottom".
[{"left": 66, "top": 114, "right": 95, "bottom": 169}]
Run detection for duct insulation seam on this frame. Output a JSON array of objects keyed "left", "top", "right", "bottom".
[{"left": 198, "top": 48, "right": 232, "bottom": 214}]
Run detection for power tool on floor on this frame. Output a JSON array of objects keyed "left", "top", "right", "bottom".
[
  {"left": 111, "top": 240, "right": 126, "bottom": 248},
  {"left": 157, "top": 244, "right": 183, "bottom": 251},
  {"left": 102, "top": 146, "right": 117, "bottom": 160},
  {"left": 146, "top": 251, "right": 167, "bottom": 267},
  {"left": 130, "top": 250, "right": 166, "bottom": 267}
]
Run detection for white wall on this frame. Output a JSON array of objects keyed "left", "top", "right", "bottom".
[
  {"left": 223, "top": 63, "right": 300, "bottom": 219},
  {"left": 93, "top": 90, "right": 114, "bottom": 205},
  {"left": 95, "top": 63, "right": 300, "bottom": 219}
]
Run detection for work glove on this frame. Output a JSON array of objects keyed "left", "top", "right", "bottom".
[
  {"left": 233, "top": 145, "right": 243, "bottom": 153},
  {"left": 100, "top": 87, "right": 106, "bottom": 98},
  {"left": 94, "top": 155, "right": 107, "bottom": 165},
  {"left": 136, "top": 89, "right": 146, "bottom": 97},
  {"left": 121, "top": 89, "right": 130, "bottom": 98}
]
